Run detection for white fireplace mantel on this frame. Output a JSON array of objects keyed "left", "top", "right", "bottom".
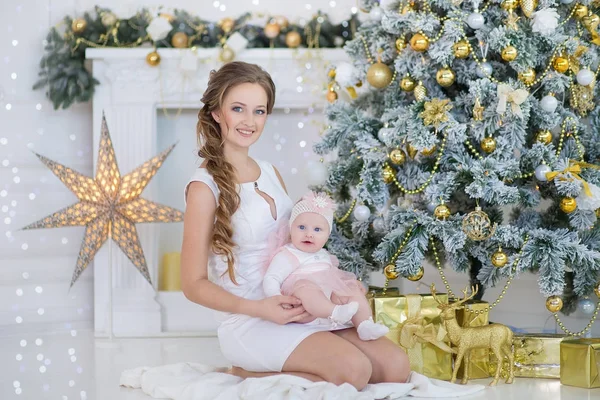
[{"left": 86, "top": 48, "right": 349, "bottom": 337}]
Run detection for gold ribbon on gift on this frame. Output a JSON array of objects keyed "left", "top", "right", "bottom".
[
  {"left": 396, "top": 295, "right": 455, "bottom": 371},
  {"left": 545, "top": 162, "right": 593, "bottom": 197},
  {"left": 496, "top": 83, "right": 529, "bottom": 119}
]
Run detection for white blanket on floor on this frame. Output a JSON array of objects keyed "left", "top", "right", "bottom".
[{"left": 120, "top": 363, "right": 485, "bottom": 399}]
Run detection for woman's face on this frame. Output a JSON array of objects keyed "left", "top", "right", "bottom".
[{"left": 211, "top": 82, "right": 269, "bottom": 151}]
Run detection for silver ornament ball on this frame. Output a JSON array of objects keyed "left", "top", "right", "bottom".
[
  {"left": 467, "top": 12, "right": 485, "bottom": 29},
  {"left": 579, "top": 298, "right": 596, "bottom": 315},
  {"left": 372, "top": 217, "right": 386, "bottom": 232},
  {"left": 540, "top": 95, "right": 558, "bottom": 113},
  {"left": 306, "top": 162, "right": 328, "bottom": 186},
  {"left": 560, "top": 0, "right": 574, "bottom": 4},
  {"left": 477, "top": 62, "right": 493, "bottom": 78},
  {"left": 534, "top": 164, "right": 551, "bottom": 181},
  {"left": 370, "top": 6, "right": 383, "bottom": 21},
  {"left": 577, "top": 69, "right": 594, "bottom": 86},
  {"left": 427, "top": 202, "right": 437, "bottom": 213},
  {"left": 354, "top": 205, "right": 371, "bottom": 221}
]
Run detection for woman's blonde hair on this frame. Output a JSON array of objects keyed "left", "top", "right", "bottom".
[{"left": 197, "top": 61, "right": 276, "bottom": 284}]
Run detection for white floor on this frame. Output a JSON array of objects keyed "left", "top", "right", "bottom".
[{"left": 1, "top": 329, "right": 598, "bottom": 400}]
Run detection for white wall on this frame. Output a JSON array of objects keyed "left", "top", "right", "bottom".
[{"left": 1, "top": 0, "right": 598, "bottom": 338}]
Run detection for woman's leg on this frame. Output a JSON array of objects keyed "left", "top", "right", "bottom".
[
  {"left": 229, "top": 366, "right": 323, "bottom": 382},
  {"left": 282, "top": 331, "right": 373, "bottom": 390},
  {"left": 333, "top": 328, "right": 410, "bottom": 384}
]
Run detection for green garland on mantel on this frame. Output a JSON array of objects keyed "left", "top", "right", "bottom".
[{"left": 34, "top": 6, "right": 360, "bottom": 110}]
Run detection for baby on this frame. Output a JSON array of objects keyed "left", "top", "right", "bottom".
[{"left": 263, "top": 192, "right": 389, "bottom": 341}]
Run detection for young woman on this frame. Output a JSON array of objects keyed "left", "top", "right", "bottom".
[{"left": 180, "top": 61, "right": 409, "bottom": 391}]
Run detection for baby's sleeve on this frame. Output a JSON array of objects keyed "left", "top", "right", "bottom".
[{"left": 263, "top": 251, "right": 295, "bottom": 297}]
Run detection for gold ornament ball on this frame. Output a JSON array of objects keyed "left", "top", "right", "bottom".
[
  {"left": 436, "top": 67, "right": 455, "bottom": 87},
  {"left": 396, "top": 38, "right": 406, "bottom": 52},
  {"left": 384, "top": 264, "right": 399, "bottom": 280},
  {"left": 414, "top": 82, "right": 428, "bottom": 101},
  {"left": 501, "top": 0, "right": 519, "bottom": 11},
  {"left": 275, "top": 15, "right": 289, "bottom": 29},
  {"left": 421, "top": 146, "right": 436, "bottom": 156},
  {"left": 382, "top": 167, "right": 395, "bottom": 184},
  {"left": 407, "top": 268, "right": 424, "bottom": 281},
  {"left": 285, "top": 31, "right": 302, "bottom": 48},
  {"left": 264, "top": 23, "right": 281, "bottom": 39},
  {"left": 491, "top": 249, "right": 508, "bottom": 268},
  {"left": 326, "top": 90, "right": 338, "bottom": 103},
  {"left": 434, "top": 204, "right": 451, "bottom": 220},
  {"left": 546, "top": 295, "right": 563, "bottom": 313},
  {"left": 501, "top": 46, "right": 518, "bottom": 62},
  {"left": 220, "top": 17, "right": 235, "bottom": 33},
  {"left": 389, "top": 149, "right": 406, "bottom": 165},
  {"left": 595, "top": 282, "right": 600, "bottom": 297},
  {"left": 410, "top": 33, "right": 429, "bottom": 52},
  {"left": 171, "top": 32, "right": 189, "bottom": 49},
  {"left": 453, "top": 40, "right": 470, "bottom": 59},
  {"left": 367, "top": 62, "right": 393, "bottom": 89},
  {"left": 219, "top": 47, "right": 235, "bottom": 62},
  {"left": 328, "top": 69, "right": 336, "bottom": 79},
  {"left": 574, "top": 4, "right": 588, "bottom": 19},
  {"left": 518, "top": 68, "right": 536, "bottom": 85},
  {"left": 72, "top": 18, "right": 87, "bottom": 34},
  {"left": 481, "top": 137, "right": 497, "bottom": 153},
  {"left": 146, "top": 51, "right": 161, "bottom": 67},
  {"left": 560, "top": 197, "right": 577, "bottom": 214},
  {"left": 553, "top": 57, "right": 569, "bottom": 74},
  {"left": 536, "top": 130, "right": 553, "bottom": 145},
  {"left": 400, "top": 76, "right": 416, "bottom": 91}
]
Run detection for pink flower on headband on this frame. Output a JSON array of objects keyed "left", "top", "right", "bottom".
[{"left": 302, "top": 191, "right": 335, "bottom": 211}]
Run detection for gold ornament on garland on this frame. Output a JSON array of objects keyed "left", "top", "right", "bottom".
[
  {"left": 367, "top": 55, "right": 393, "bottom": 89},
  {"left": 501, "top": 45, "right": 518, "bottom": 62},
  {"left": 421, "top": 146, "right": 437, "bottom": 156},
  {"left": 285, "top": 31, "right": 302, "bottom": 48},
  {"left": 326, "top": 89, "right": 338, "bottom": 103},
  {"left": 536, "top": 130, "right": 553, "bottom": 144},
  {"left": 570, "top": 84, "right": 595, "bottom": 116},
  {"left": 72, "top": 18, "right": 87, "bottom": 34},
  {"left": 492, "top": 248, "right": 508, "bottom": 268},
  {"left": 560, "top": 197, "right": 577, "bottom": 214},
  {"left": 219, "top": 17, "right": 235, "bottom": 33},
  {"left": 146, "top": 50, "right": 161, "bottom": 66},
  {"left": 481, "top": 137, "right": 497, "bottom": 153},
  {"left": 574, "top": 4, "right": 589, "bottom": 20},
  {"left": 436, "top": 67, "right": 455, "bottom": 87},
  {"left": 21, "top": 115, "right": 183, "bottom": 287},
  {"left": 264, "top": 22, "right": 281, "bottom": 39},
  {"left": 520, "top": 0, "right": 537, "bottom": 18},
  {"left": 420, "top": 98, "right": 452, "bottom": 128},
  {"left": 462, "top": 206, "right": 497, "bottom": 241},
  {"left": 518, "top": 68, "right": 536, "bottom": 85},
  {"left": 595, "top": 282, "right": 600, "bottom": 297},
  {"left": 395, "top": 37, "right": 406, "bottom": 52},
  {"left": 400, "top": 75, "right": 417, "bottom": 91},
  {"left": 453, "top": 40, "right": 470, "bottom": 59},
  {"left": 414, "top": 81, "right": 427, "bottom": 101},
  {"left": 389, "top": 149, "right": 406, "bottom": 165},
  {"left": 407, "top": 143, "right": 419, "bottom": 159},
  {"left": 382, "top": 166, "right": 395, "bottom": 184},
  {"left": 171, "top": 32, "right": 188, "bottom": 48},
  {"left": 407, "top": 267, "right": 424, "bottom": 281},
  {"left": 434, "top": 203, "right": 451, "bottom": 220},
  {"left": 546, "top": 295, "right": 563, "bottom": 312},
  {"left": 384, "top": 264, "right": 399, "bottom": 280},
  {"left": 553, "top": 56, "right": 570, "bottom": 73},
  {"left": 409, "top": 33, "right": 429, "bottom": 52},
  {"left": 473, "top": 97, "right": 484, "bottom": 121},
  {"left": 501, "top": 0, "right": 519, "bottom": 11}
]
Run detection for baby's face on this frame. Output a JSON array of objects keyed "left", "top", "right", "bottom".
[{"left": 290, "top": 212, "right": 330, "bottom": 253}]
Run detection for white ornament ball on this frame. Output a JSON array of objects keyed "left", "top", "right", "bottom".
[
  {"left": 560, "top": 0, "right": 574, "bottom": 4},
  {"left": 427, "top": 202, "right": 437, "bottom": 213},
  {"left": 477, "top": 62, "right": 493, "bottom": 78},
  {"left": 577, "top": 69, "right": 594, "bottom": 86},
  {"left": 354, "top": 205, "right": 371, "bottom": 221},
  {"left": 306, "top": 162, "right": 328, "bottom": 186},
  {"left": 378, "top": 128, "right": 392, "bottom": 143},
  {"left": 467, "top": 12, "right": 485, "bottom": 29},
  {"left": 534, "top": 164, "right": 551, "bottom": 181},
  {"left": 334, "top": 36, "right": 344, "bottom": 47},
  {"left": 372, "top": 217, "right": 386, "bottom": 232},
  {"left": 370, "top": 6, "right": 383, "bottom": 21},
  {"left": 540, "top": 95, "right": 558, "bottom": 113},
  {"left": 579, "top": 298, "right": 595, "bottom": 315}
]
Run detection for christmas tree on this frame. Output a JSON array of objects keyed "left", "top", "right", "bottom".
[{"left": 314, "top": 0, "right": 600, "bottom": 328}]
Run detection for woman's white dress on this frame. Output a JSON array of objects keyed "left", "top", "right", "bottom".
[{"left": 185, "top": 159, "right": 349, "bottom": 372}]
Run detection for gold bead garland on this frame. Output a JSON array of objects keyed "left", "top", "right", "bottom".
[
  {"left": 553, "top": 302, "right": 600, "bottom": 336},
  {"left": 382, "top": 224, "right": 416, "bottom": 294}
]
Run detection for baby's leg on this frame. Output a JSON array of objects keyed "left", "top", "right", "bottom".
[
  {"left": 345, "top": 291, "right": 389, "bottom": 341},
  {"left": 293, "top": 280, "right": 358, "bottom": 324}
]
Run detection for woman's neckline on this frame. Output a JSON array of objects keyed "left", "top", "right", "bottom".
[{"left": 238, "top": 157, "right": 262, "bottom": 186}]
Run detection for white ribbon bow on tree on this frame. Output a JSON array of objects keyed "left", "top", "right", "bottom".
[{"left": 496, "top": 83, "right": 529, "bottom": 119}]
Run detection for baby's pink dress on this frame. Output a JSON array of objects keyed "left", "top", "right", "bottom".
[{"left": 276, "top": 244, "right": 363, "bottom": 298}]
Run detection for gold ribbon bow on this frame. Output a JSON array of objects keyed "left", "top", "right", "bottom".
[
  {"left": 496, "top": 83, "right": 529, "bottom": 119},
  {"left": 545, "top": 163, "right": 592, "bottom": 197}
]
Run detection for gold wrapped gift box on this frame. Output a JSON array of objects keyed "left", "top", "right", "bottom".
[
  {"left": 454, "top": 300, "right": 491, "bottom": 379},
  {"left": 490, "top": 333, "right": 564, "bottom": 379},
  {"left": 369, "top": 292, "right": 453, "bottom": 380},
  {"left": 560, "top": 338, "right": 600, "bottom": 388}
]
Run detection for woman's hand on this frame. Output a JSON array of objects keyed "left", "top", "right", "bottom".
[{"left": 256, "top": 295, "right": 311, "bottom": 325}]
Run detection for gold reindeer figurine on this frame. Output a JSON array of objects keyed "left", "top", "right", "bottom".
[{"left": 431, "top": 284, "right": 514, "bottom": 386}]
